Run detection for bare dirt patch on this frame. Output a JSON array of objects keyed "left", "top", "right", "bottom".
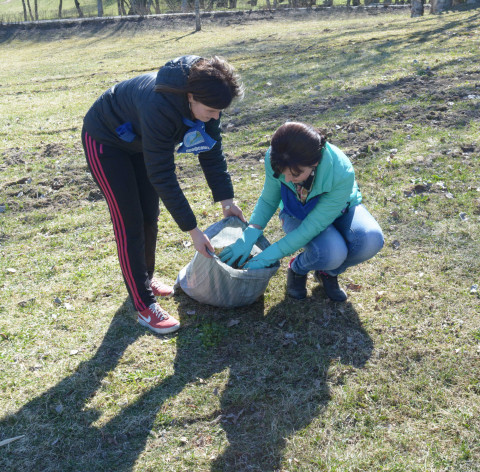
[
  {"left": 231, "top": 69, "right": 480, "bottom": 161},
  {"left": 2, "top": 68, "right": 479, "bottom": 215},
  {"left": 1, "top": 142, "right": 97, "bottom": 213}
]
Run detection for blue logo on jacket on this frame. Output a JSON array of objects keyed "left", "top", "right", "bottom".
[{"left": 177, "top": 117, "right": 217, "bottom": 155}]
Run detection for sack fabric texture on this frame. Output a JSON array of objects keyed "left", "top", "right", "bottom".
[{"left": 175, "top": 216, "right": 280, "bottom": 307}]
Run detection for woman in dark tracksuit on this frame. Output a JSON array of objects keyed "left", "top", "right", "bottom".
[{"left": 81, "top": 55, "right": 245, "bottom": 335}]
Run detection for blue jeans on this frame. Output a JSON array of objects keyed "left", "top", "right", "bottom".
[{"left": 280, "top": 204, "right": 384, "bottom": 276}]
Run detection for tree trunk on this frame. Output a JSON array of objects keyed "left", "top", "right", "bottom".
[
  {"left": 97, "top": 0, "right": 104, "bottom": 16},
  {"left": 74, "top": 0, "right": 84, "bottom": 17},
  {"left": 195, "top": 0, "right": 201, "bottom": 30},
  {"left": 58, "top": 0, "right": 63, "bottom": 17},
  {"left": 154, "top": 0, "right": 160, "bottom": 13},
  {"left": 22, "top": 0, "right": 28, "bottom": 21},
  {"left": 410, "top": 0, "right": 424, "bottom": 16},
  {"left": 265, "top": 0, "right": 271, "bottom": 7},
  {"left": 34, "top": 0, "right": 38, "bottom": 20},
  {"left": 181, "top": 0, "right": 187, "bottom": 11},
  {"left": 431, "top": 0, "right": 452, "bottom": 13},
  {"left": 119, "top": 0, "right": 128, "bottom": 15},
  {"left": 26, "top": 0, "right": 34, "bottom": 20}
]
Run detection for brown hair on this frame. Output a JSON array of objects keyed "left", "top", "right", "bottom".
[
  {"left": 270, "top": 122, "right": 327, "bottom": 177},
  {"left": 155, "top": 56, "right": 244, "bottom": 110}
]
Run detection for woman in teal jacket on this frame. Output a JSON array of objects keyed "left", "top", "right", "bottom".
[{"left": 220, "top": 122, "right": 384, "bottom": 301}]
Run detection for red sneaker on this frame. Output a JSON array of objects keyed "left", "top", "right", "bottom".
[
  {"left": 150, "top": 278, "right": 174, "bottom": 297},
  {"left": 138, "top": 303, "right": 180, "bottom": 334}
]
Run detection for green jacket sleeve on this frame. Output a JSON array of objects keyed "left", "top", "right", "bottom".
[{"left": 249, "top": 149, "right": 281, "bottom": 228}]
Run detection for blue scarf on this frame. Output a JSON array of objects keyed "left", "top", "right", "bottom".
[{"left": 177, "top": 117, "right": 217, "bottom": 154}]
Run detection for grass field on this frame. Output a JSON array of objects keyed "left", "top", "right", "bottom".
[{"left": 1, "top": 7, "right": 480, "bottom": 472}]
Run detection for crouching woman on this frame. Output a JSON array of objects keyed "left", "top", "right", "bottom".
[{"left": 220, "top": 121, "right": 384, "bottom": 302}]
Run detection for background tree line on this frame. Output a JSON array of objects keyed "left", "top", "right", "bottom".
[{"left": 9, "top": 0, "right": 478, "bottom": 27}]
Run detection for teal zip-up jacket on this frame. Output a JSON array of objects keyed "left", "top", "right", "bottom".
[{"left": 249, "top": 142, "right": 363, "bottom": 257}]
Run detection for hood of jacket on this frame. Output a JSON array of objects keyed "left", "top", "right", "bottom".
[
  {"left": 155, "top": 55, "right": 201, "bottom": 88},
  {"left": 154, "top": 55, "right": 202, "bottom": 122}
]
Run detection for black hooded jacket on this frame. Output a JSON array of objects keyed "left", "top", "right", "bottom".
[{"left": 83, "top": 55, "right": 234, "bottom": 232}]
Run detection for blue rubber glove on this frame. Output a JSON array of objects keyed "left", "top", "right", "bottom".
[
  {"left": 244, "top": 243, "right": 284, "bottom": 270},
  {"left": 219, "top": 226, "right": 262, "bottom": 267}
]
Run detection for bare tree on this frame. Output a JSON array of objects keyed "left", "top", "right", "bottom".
[
  {"left": 21, "top": 0, "right": 28, "bottom": 21},
  {"left": 74, "top": 0, "right": 84, "bottom": 17},
  {"left": 431, "top": 0, "right": 453, "bottom": 13},
  {"left": 129, "top": 0, "right": 150, "bottom": 14},
  {"left": 26, "top": 0, "right": 34, "bottom": 20},
  {"left": 97, "top": 0, "right": 104, "bottom": 16},
  {"left": 411, "top": 0, "right": 424, "bottom": 15},
  {"left": 195, "top": 0, "right": 201, "bottom": 30},
  {"left": 153, "top": 0, "right": 160, "bottom": 12},
  {"left": 34, "top": 0, "right": 38, "bottom": 20},
  {"left": 58, "top": 0, "right": 63, "bottom": 18},
  {"left": 118, "top": 0, "right": 127, "bottom": 15}
]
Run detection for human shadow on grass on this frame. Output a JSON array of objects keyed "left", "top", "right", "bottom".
[
  {"left": 209, "top": 290, "right": 373, "bottom": 471},
  {"left": 0, "top": 286, "right": 372, "bottom": 472},
  {"left": 0, "top": 298, "right": 150, "bottom": 472}
]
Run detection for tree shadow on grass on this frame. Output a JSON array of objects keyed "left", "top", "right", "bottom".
[{"left": 0, "top": 286, "right": 372, "bottom": 471}]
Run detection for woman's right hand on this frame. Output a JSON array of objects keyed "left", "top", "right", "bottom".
[
  {"left": 219, "top": 226, "right": 262, "bottom": 267},
  {"left": 189, "top": 227, "right": 214, "bottom": 258}
]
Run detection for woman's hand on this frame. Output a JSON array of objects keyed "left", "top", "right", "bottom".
[
  {"left": 189, "top": 227, "right": 214, "bottom": 258},
  {"left": 221, "top": 199, "right": 246, "bottom": 223},
  {"left": 244, "top": 243, "right": 283, "bottom": 270},
  {"left": 219, "top": 226, "right": 262, "bottom": 267}
]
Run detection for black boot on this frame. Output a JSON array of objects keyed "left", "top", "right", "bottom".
[
  {"left": 287, "top": 268, "right": 307, "bottom": 300},
  {"left": 314, "top": 271, "right": 347, "bottom": 302}
]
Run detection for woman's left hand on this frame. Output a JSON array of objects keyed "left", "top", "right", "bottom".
[{"left": 221, "top": 199, "right": 246, "bottom": 223}]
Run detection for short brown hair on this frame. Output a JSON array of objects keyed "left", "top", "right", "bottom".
[{"left": 270, "top": 122, "right": 326, "bottom": 177}]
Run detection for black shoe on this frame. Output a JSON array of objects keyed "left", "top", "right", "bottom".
[
  {"left": 287, "top": 268, "right": 307, "bottom": 300},
  {"left": 314, "top": 271, "right": 347, "bottom": 302}
]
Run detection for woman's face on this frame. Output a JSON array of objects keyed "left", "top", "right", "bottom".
[
  {"left": 188, "top": 94, "right": 222, "bottom": 122},
  {"left": 283, "top": 165, "right": 317, "bottom": 184}
]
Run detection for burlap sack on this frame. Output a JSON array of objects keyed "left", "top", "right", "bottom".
[{"left": 175, "top": 216, "right": 279, "bottom": 307}]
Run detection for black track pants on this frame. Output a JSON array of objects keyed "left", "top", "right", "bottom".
[{"left": 82, "top": 129, "right": 159, "bottom": 312}]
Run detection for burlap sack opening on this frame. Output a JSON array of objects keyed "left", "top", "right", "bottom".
[{"left": 175, "top": 216, "right": 280, "bottom": 307}]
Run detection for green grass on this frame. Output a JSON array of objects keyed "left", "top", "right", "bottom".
[{"left": 1, "top": 7, "right": 480, "bottom": 472}]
